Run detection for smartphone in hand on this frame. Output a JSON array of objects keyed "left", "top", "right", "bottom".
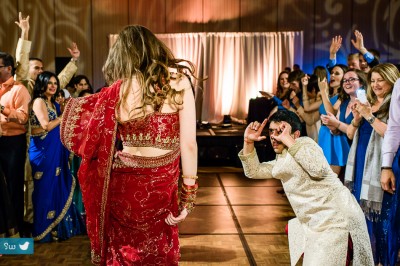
[{"left": 356, "top": 88, "right": 368, "bottom": 104}]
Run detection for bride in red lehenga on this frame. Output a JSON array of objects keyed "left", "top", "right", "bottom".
[{"left": 60, "top": 25, "right": 198, "bottom": 265}]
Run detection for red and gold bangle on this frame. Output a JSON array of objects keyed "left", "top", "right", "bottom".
[
  {"left": 179, "top": 181, "right": 198, "bottom": 214},
  {"left": 182, "top": 175, "right": 198, "bottom": 180}
]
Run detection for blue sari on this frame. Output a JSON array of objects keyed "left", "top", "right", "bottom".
[{"left": 29, "top": 100, "right": 85, "bottom": 242}]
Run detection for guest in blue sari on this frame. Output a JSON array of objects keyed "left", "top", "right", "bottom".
[{"left": 29, "top": 71, "right": 85, "bottom": 242}]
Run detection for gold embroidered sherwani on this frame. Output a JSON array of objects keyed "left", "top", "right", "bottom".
[{"left": 239, "top": 137, "right": 374, "bottom": 266}]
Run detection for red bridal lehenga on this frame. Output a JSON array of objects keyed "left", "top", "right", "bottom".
[{"left": 61, "top": 80, "right": 182, "bottom": 265}]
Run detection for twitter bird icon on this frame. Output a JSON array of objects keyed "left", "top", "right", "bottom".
[{"left": 19, "top": 241, "right": 30, "bottom": 251}]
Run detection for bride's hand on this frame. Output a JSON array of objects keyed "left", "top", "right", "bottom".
[{"left": 165, "top": 209, "right": 188, "bottom": 226}]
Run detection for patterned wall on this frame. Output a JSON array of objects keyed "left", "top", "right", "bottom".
[{"left": 1, "top": 0, "right": 399, "bottom": 90}]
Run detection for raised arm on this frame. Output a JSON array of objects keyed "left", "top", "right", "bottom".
[
  {"left": 351, "top": 30, "right": 379, "bottom": 68},
  {"left": 327, "top": 36, "right": 342, "bottom": 68},
  {"left": 301, "top": 75, "right": 322, "bottom": 112},
  {"left": 238, "top": 118, "right": 275, "bottom": 179},
  {"left": 15, "top": 12, "right": 31, "bottom": 82},
  {"left": 58, "top": 42, "right": 79, "bottom": 89}
]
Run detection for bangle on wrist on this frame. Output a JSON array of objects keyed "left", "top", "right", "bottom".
[
  {"left": 351, "top": 119, "right": 359, "bottom": 127},
  {"left": 335, "top": 121, "right": 341, "bottom": 129},
  {"left": 381, "top": 167, "right": 392, "bottom": 170}
]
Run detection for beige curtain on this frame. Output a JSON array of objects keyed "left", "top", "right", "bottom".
[{"left": 111, "top": 32, "right": 303, "bottom": 123}]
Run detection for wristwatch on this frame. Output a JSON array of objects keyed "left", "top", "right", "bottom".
[{"left": 366, "top": 115, "right": 376, "bottom": 124}]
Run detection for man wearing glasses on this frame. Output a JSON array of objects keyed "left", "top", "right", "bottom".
[
  {"left": 238, "top": 110, "right": 373, "bottom": 265},
  {"left": 0, "top": 51, "right": 31, "bottom": 238}
]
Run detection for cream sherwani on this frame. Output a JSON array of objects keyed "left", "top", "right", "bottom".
[{"left": 239, "top": 137, "right": 374, "bottom": 266}]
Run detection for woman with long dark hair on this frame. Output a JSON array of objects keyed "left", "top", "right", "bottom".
[{"left": 29, "top": 71, "right": 85, "bottom": 242}]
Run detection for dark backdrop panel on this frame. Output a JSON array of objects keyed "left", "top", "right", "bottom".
[
  {"left": 203, "top": 0, "right": 240, "bottom": 32},
  {"left": 240, "top": 0, "right": 278, "bottom": 32},
  {"left": 129, "top": 0, "right": 166, "bottom": 33},
  {"left": 353, "top": 0, "right": 391, "bottom": 63},
  {"left": 166, "top": 0, "right": 204, "bottom": 33},
  {"left": 92, "top": 0, "right": 129, "bottom": 90},
  {"left": 277, "top": 0, "right": 314, "bottom": 73},
  {"left": 313, "top": 1, "right": 353, "bottom": 69},
  {"left": 55, "top": 0, "right": 93, "bottom": 83}
]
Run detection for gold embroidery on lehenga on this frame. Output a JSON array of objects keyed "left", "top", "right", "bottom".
[
  {"left": 34, "top": 172, "right": 43, "bottom": 180},
  {"left": 55, "top": 167, "right": 61, "bottom": 176},
  {"left": 112, "top": 148, "right": 180, "bottom": 169},
  {"left": 47, "top": 211, "right": 55, "bottom": 219},
  {"left": 121, "top": 133, "right": 179, "bottom": 150},
  {"left": 33, "top": 177, "right": 76, "bottom": 241}
]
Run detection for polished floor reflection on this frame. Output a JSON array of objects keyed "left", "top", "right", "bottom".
[
  {"left": 179, "top": 167, "right": 295, "bottom": 266},
  {"left": 0, "top": 167, "right": 295, "bottom": 266}
]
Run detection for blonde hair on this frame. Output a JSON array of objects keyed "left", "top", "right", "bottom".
[
  {"left": 367, "top": 63, "right": 400, "bottom": 118},
  {"left": 102, "top": 25, "right": 196, "bottom": 117}
]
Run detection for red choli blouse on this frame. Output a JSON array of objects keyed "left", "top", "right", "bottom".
[{"left": 117, "top": 111, "right": 180, "bottom": 150}]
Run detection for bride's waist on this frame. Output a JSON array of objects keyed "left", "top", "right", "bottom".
[{"left": 121, "top": 146, "right": 174, "bottom": 157}]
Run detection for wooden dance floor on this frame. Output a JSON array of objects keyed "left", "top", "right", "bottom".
[{"left": 0, "top": 166, "right": 298, "bottom": 265}]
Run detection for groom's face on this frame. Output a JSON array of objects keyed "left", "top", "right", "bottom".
[{"left": 269, "top": 122, "right": 285, "bottom": 154}]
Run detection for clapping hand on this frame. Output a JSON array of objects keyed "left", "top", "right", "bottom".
[
  {"left": 353, "top": 99, "right": 372, "bottom": 119},
  {"left": 321, "top": 111, "right": 339, "bottom": 131},
  {"left": 318, "top": 77, "right": 329, "bottom": 97},
  {"left": 301, "top": 74, "right": 309, "bottom": 87}
]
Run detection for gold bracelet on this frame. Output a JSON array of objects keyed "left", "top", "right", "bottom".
[
  {"left": 335, "top": 121, "right": 341, "bottom": 129},
  {"left": 351, "top": 119, "right": 359, "bottom": 128},
  {"left": 182, "top": 175, "right": 198, "bottom": 180}
]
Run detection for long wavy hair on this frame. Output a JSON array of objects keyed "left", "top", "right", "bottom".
[
  {"left": 102, "top": 25, "right": 196, "bottom": 117},
  {"left": 367, "top": 63, "right": 400, "bottom": 119},
  {"left": 32, "top": 71, "right": 60, "bottom": 104}
]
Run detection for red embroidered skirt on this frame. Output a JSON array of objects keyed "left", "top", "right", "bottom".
[{"left": 106, "top": 150, "right": 181, "bottom": 265}]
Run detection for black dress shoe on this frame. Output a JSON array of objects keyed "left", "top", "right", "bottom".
[{"left": 276, "top": 188, "right": 285, "bottom": 194}]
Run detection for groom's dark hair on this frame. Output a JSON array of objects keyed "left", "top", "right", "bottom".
[{"left": 267, "top": 110, "right": 302, "bottom": 134}]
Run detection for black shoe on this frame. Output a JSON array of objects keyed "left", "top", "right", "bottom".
[{"left": 276, "top": 188, "right": 285, "bottom": 194}]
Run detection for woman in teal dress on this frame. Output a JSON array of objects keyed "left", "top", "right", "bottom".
[{"left": 29, "top": 71, "right": 85, "bottom": 242}]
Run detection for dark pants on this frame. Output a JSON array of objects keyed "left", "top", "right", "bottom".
[{"left": 0, "top": 133, "right": 27, "bottom": 234}]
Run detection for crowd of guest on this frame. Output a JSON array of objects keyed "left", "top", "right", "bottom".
[
  {"left": 260, "top": 30, "right": 400, "bottom": 265},
  {"left": 1, "top": 11, "right": 400, "bottom": 266},
  {"left": 0, "top": 13, "right": 91, "bottom": 243}
]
